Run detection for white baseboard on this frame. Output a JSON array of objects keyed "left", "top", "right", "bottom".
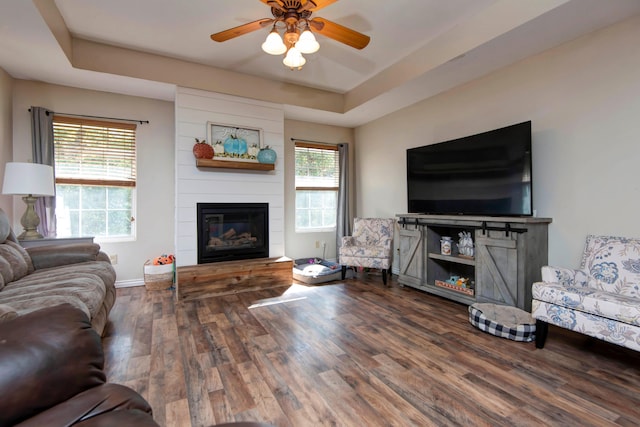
[{"left": 115, "top": 279, "right": 145, "bottom": 288}]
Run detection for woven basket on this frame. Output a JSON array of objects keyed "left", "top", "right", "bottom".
[{"left": 143, "top": 260, "right": 174, "bottom": 291}]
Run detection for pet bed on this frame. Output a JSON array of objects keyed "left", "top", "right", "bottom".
[
  {"left": 293, "top": 258, "right": 342, "bottom": 285},
  {"left": 468, "top": 303, "right": 536, "bottom": 342}
]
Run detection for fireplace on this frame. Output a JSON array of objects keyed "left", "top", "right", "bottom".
[{"left": 197, "top": 203, "right": 269, "bottom": 264}]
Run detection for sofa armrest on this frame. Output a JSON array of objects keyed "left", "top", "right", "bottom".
[
  {"left": 14, "top": 384, "right": 158, "bottom": 427},
  {"left": 541, "top": 265, "right": 589, "bottom": 287},
  {"left": 27, "top": 243, "right": 104, "bottom": 270},
  {"left": 0, "top": 304, "right": 106, "bottom": 426}
]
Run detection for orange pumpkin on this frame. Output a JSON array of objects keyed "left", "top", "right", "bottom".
[{"left": 193, "top": 138, "right": 213, "bottom": 159}]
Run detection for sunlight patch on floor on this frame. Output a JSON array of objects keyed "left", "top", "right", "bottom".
[{"left": 247, "top": 283, "right": 316, "bottom": 308}]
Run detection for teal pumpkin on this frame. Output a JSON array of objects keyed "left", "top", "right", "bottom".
[
  {"left": 223, "top": 136, "right": 247, "bottom": 155},
  {"left": 257, "top": 147, "right": 277, "bottom": 164}
]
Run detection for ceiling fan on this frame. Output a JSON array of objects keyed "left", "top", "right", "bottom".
[{"left": 210, "top": 0, "right": 370, "bottom": 69}]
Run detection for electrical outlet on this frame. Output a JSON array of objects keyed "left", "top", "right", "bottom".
[
  {"left": 109, "top": 254, "right": 118, "bottom": 265},
  {"left": 322, "top": 241, "right": 326, "bottom": 248},
  {"left": 315, "top": 240, "right": 320, "bottom": 248}
]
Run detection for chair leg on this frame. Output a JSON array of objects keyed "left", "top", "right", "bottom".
[
  {"left": 382, "top": 269, "right": 387, "bottom": 286},
  {"left": 535, "top": 320, "right": 548, "bottom": 349},
  {"left": 341, "top": 265, "right": 347, "bottom": 280}
]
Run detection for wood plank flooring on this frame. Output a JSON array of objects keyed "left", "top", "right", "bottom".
[{"left": 103, "top": 276, "right": 640, "bottom": 427}]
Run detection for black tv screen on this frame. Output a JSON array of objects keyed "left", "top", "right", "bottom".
[{"left": 407, "top": 121, "right": 532, "bottom": 216}]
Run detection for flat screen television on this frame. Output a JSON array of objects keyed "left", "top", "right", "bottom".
[{"left": 407, "top": 121, "right": 532, "bottom": 216}]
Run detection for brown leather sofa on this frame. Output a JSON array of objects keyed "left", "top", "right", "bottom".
[{"left": 0, "top": 304, "right": 159, "bottom": 427}]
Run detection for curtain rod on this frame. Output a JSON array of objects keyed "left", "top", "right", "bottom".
[
  {"left": 28, "top": 108, "right": 149, "bottom": 125},
  {"left": 291, "top": 138, "right": 346, "bottom": 146}
]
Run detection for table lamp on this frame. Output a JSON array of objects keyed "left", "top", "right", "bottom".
[{"left": 2, "top": 162, "right": 55, "bottom": 240}]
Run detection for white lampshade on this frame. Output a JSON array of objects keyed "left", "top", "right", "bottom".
[
  {"left": 2, "top": 162, "right": 55, "bottom": 196},
  {"left": 296, "top": 28, "right": 319, "bottom": 54},
  {"left": 283, "top": 47, "right": 306, "bottom": 70},
  {"left": 261, "top": 30, "right": 287, "bottom": 55}
]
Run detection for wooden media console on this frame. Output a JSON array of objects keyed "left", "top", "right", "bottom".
[{"left": 176, "top": 257, "right": 293, "bottom": 301}]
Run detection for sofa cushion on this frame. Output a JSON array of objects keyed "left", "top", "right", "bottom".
[
  {"left": 339, "top": 245, "right": 388, "bottom": 259},
  {"left": 0, "top": 241, "right": 34, "bottom": 284},
  {"left": 0, "top": 263, "right": 111, "bottom": 320},
  {"left": 532, "top": 282, "right": 640, "bottom": 327},
  {"left": 580, "top": 235, "right": 640, "bottom": 297}
]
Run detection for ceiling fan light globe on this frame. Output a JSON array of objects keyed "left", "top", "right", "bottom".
[
  {"left": 262, "top": 31, "right": 287, "bottom": 55},
  {"left": 296, "top": 29, "right": 319, "bottom": 54},
  {"left": 283, "top": 47, "right": 306, "bottom": 70}
]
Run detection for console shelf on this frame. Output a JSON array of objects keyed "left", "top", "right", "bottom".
[
  {"left": 427, "top": 253, "right": 476, "bottom": 266},
  {"left": 397, "top": 214, "right": 552, "bottom": 311}
]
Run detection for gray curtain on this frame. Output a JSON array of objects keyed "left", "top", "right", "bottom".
[
  {"left": 336, "top": 143, "right": 350, "bottom": 258},
  {"left": 30, "top": 106, "right": 56, "bottom": 237}
]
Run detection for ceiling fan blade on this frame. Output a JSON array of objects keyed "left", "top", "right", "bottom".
[
  {"left": 310, "top": 17, "right": 370, "bottom": 50},
  {"left": 211, "top": 18, "right": 273, "bottom": 42}
]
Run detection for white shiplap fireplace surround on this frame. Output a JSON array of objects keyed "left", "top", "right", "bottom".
[{"left": 175, "top": 87, "right": 285, "bottom": 267}]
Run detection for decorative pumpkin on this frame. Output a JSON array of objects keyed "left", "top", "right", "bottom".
[
  {"left": 153, "top": 254, "right": 175, "bottom": 265},
  {"left": 257, "top": 146, "right": 277, "bottom": 164},
  {"left": 213, "top": 140, "right": 225, "bottom": 155},
  {"left": 223, "top": 132, "right": 248, "bottom": 156},
  {"left": 192, "top": 138, "right": 213, "bottom": 159},
  {"left": 248, "top": 144, "right": 259, "bottom": 157}
]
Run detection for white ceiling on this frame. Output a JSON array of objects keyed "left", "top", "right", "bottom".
[{"left": 1, "top": 0, "right": 640, "bottom": 127}]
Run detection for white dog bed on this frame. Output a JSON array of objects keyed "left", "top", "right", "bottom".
[{"left": 293, "top": 258, "right": 342, "bottom": 285}]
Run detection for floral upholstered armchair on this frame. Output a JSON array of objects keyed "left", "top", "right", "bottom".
[
  {"left": 339, "top": 218, "right": 394, "bottom": 285},
  {"left": 532, "top": 235, "right": 640, "bottom": 351}
]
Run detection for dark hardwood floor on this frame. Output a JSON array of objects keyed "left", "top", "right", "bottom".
[{"left": 103, "top": 275, "right": 640, "bottom": 427}]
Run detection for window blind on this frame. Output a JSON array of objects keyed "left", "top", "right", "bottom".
[
  {"left": 53, "top": 116, "right": 137, "bottom": 187},
  {"left": 294, "top": 142, "right": 339, "bottom": 191}
]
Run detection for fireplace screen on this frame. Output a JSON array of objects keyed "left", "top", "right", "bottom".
[{"left": 197, "top": 203, "right": 269, "bottom": 264}]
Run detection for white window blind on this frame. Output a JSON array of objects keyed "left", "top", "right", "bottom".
[
  {"left": 294, "top": 142, "right": 339, "bottom": 191},
  {"left": 294, "top": 142, "right": 339, "bottom": 232},
  {"left": 53, "top": 116, "right": 137, "bottom": 187}
]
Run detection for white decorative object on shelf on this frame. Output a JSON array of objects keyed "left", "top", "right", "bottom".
[
  {"left": 440, "top": 236, "right": 452, "bottom": 255},
  {"left": 457, "top": 231, "right": 474, "bottom": 258}
]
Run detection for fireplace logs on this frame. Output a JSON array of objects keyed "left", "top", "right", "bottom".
[{"left": 208, "top": 228, "right": 257, "bottom": 248}]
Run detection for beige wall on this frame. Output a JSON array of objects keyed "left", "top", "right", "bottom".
[
  {"left": 12, "top": 81, "right": 175, "bottom": 282},
  {"left": 284, "top": 119, "right": 355, "bottom": 261},
  {"left": 0, "top": 68, "right": 13, "bottom": 215},
  {"left": 355, "top": 14, "right": 640, "bottom": 269}
]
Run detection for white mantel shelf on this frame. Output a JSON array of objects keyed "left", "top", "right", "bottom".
[{"left": 196, "top": 158, "right": 275, "bottom": 171}]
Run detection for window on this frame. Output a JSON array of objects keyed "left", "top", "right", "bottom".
[
  {"left": 53, "top": 116, "right": 137, "bottom": 241},
  {"left": 294, "top": 142, "right": 339, "bottom": 232}
]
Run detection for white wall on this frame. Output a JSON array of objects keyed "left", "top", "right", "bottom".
[
  {"left": 283, "top": 119, "right": 355, "bottom": 261},
  {"left": 355, "top": 15, "right": 640, "bottom": 269},
  {"left": 0, "top": 68, "right": 13, "bottom": 215},
  {"left": 11, "top": 81, "right": 175, "bottom": 282},
  {"left": 174, "top": 88, "right": 285, "bottom": 266}
]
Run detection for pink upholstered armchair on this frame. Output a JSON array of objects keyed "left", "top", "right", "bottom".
[{"left": 339, "top": 218, "right": 394, "bottom": 285}]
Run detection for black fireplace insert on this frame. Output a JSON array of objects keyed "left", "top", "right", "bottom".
[{"left": 197, "top": 202, "right": 269, "bottom": 264}]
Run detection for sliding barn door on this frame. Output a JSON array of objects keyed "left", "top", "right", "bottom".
[
  {"left": 475, "top": 231, "right": 524, "bottom": 309},
  {"left": 398, "top": 227, "right": 424, "bottom": 287}
]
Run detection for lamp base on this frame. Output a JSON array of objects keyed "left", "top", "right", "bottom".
[
  {"left": 17, "top": 230, "right": 44, "bottom": 240},
  {"left": 17, "top": 195, "right": 44, "bottom": 240}
]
